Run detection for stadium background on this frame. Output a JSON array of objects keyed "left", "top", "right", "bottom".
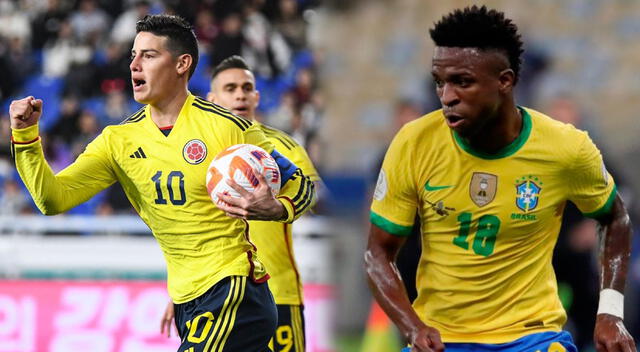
[{"left": 0, "top": 0, "right": 639, "bottom": 351}]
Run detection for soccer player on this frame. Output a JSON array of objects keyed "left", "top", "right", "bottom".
[
  {"left": 365, "top": 6, "right": 636, "bottom": 352},
  {"left": 161, "top": 55, "right": 319, "bottom": 352},
  {"left": 9, "top": 15, "right": 315, "bottom": 352}
]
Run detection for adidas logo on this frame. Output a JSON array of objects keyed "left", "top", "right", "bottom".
[{"left": 129, "top": 147, "right": 147, "bottom": 159}]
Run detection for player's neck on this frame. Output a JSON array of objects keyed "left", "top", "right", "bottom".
[
  {"left": 465, "top": 102, "right": 522, "bottom": 154},
  {"left": 149, "top": 88, "right": 189, "bottom": 128}
]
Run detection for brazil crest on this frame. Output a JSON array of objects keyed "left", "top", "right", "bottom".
[{"left": 515, "top": 179, "right": 541, "bottom": 212}]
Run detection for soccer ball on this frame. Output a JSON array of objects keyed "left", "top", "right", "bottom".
[{"left": 206, "top": 144, "right": 281, "bottom": 205}]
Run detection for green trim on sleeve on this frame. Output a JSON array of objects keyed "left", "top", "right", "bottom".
[
  {"left": 370, "top": 211, "right": 414, "bottom": 236},
  {"left": 583, "top": 184, "right": 617, "bottom": 219}
]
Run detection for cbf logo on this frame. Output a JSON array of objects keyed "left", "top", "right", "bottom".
[
  {"left": 515, "top": 175, "right": 542, "bottom": 212},
  {"left": 183, "top": 139, "right": 207, "bottom": 165}
]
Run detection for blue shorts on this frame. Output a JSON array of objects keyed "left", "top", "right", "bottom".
[
  {"left": 401, "top": 331, "right": 577, "bottom": 352},
  {"left": 174, "top": 276, "right": 277, "bottom": 352}
]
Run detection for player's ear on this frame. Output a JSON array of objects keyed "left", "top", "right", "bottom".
[
  {"left": 176, "top": 53, "right": 193, "bottom": 77},
  {"left": 206, "top": 91, "right": 216, "bottom": 103},
  {"left": 498, "top": 68, "right": 515, "bottom": 93},
  {"left": 254, "top": 89, "right": 260, "bottom": 107}
]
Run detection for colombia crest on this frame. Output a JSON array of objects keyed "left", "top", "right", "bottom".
[{"left": 183, "top": 139, "right": 207, "bottom": 165}]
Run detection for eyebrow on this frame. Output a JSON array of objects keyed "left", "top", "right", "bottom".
[{"left": 131, "top": 49, "right": 160, "bottom": 55}]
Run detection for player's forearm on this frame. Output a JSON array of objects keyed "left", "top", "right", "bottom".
[
  {"left": 12, "top": 126, "right": 67, "bottom": 214},
  {"left": 364, "top": 245, "right": 426, "bottom": 339},
  {"left": 277, "top": 168, "right": 316, "bottom": 222},
  {"left": 13, "top": 139, "right": 78, "bottom": 215},
  {"left": 598, "top": 195, "right": 632, "bottom": 292},
  {"left": 12, "top": 126, "right": 108, "bottom": 215}
]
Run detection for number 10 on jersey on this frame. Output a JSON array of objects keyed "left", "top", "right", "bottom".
[{"left": 152, "top": 171, "right": 187, "bottom": 205}]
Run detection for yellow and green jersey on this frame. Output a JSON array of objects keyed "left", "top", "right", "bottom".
[
  {"left": 250, "top": 122, "right": 320, "bottom": 306},
  {"left": 371, "top": 107, "right": 615, "bottom": 343},
  {"left": 12, "top": 94, "right": 315, "bottom": 304}
]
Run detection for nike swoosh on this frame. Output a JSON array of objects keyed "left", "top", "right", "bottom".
[{"left": 424, "top": 180, "right": 454, "bottom": 191}]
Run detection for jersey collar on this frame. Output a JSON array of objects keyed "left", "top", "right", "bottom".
[{"left": 452, "top": 106, "right": 532, "bottom": 160}]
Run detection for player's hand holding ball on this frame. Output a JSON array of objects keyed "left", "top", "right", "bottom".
[
  {"left": 207, "top": 144, "right": 285, "bottom": 220},
  {"left": 9, "top": 96, "right": 43, "bottom": 130}
]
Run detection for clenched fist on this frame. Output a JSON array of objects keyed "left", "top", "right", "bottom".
[{"left": 9, "top": 96, "right": 43, "bottom": 130}]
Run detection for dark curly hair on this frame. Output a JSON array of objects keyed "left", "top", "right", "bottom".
[
  {"left": 429, "top": 5, "right": 524, "bottom": 83},
  {"left": 136, "top": 14, "right": 199, "bottom": 79}
]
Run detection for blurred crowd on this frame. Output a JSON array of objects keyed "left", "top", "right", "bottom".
[{"left": 0, "top": 0, "right": 324, "bottom": 217}]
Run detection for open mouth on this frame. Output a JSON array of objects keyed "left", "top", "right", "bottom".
[
  {"left": 133, "top": 79, "right": 146, "bottom": 88},
  {"left": 232, "top": 107, "right": 248, "bottom": 115},
  {"left": 447, "top": 115, "right": 462, "bottom": 123},
  {"left": 445, "top": 114, "right": 465, "bottom": 128}
]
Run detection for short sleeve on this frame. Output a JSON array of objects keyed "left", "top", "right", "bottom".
[
  {"left": 370, "top": 128, "right": 419, "bottom": 236},
  {"left": 567, "top": 132, "right": 616, "bottom": 218}
]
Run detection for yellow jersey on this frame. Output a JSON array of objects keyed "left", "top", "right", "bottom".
[
  {"left": 12, "top": 94, "right": 315, "bottom": 304},
  {"left": 250, "top": 122, "right": 320, "bottom": 305},
  {"left": 370, "top": 107, "right": 615, "bottom": 343}
]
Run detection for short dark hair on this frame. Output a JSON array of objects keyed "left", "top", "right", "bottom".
[
  {"left": 429, "top": 5, "right": 524, "bottom": 82},
  {"left": 136, "top": 14, "right": 199, "bottom": 79},
  {"left": 211, "top": 55, "right": 251, "bottom": 81}
]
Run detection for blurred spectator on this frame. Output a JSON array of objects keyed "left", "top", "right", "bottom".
[
  {"left": 0, "top": 0, "right": 32, "bottom": 45},
  {"left": 43, "top": 18, "right": 92, "bottom": 78},
  {"left": 50, "top": 95, "right": 81, "bottom": 145},
  {"left": 210, "top": 12, "right": 244, "bottom": 69},
  {"left": 193, "top": 10, "right": 218, "bottom": 51},
  {"left": 69, "top": 0, "right": 110, "bottom": 45},
  {"left": 103, "top": 90, "right": 135, "bottom": 125},
  {"left": 0, "top": 39, "right": 17, "bottom": 100},
  {"left": 515, "top": 48, "right": 550, "bottom": 106},
  {"left": 70, "top": 109, "right": 100, "bottom": 157},
  {"left": 274, "top": 0, "right": 307, "bottom": 51},
  {"left": 110, "top": 0, "right": 152, "bottom": 45},
  {"left": 0, "top": 114, "right": 12, "bottom": 160},
  {"left": 291, "top": 67, "right": 314, "bottom": 106},
  {"left": 31, "top": 0, "right": 69, "bottom": 50},
  {"left": 211, "top": 0, "right": 243, "bottom": 20},
  {"left": 0, "top": 36, "right": 33, "bottom": 100},
  {"left": 0, "top": 178, "right": 31, "bottom": 215},
  {"left": 8, "top": 36, "right": 36, "bottom": 88},
  {"left": 97, "top": 41, "right": 131, "bottom": 95},
  {"left": 41, "top": 132, "right": 72, "bottom": 173},
  {"left": 242, "top": 0, "right": 291, "bottom": 78},
  {"left": 267, "top": 90, "right": 296, "bottom": 132},
  {"left": 162, "top": 0, "right": 200, "bottom": 23},
  {"left": 291, "top": 67, "right": 323, "bottom": 144}
]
